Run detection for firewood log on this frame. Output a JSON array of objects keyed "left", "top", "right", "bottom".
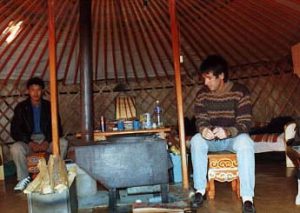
[
  {"left": 23, "top": 158, "right": 46, "bottom": 194},
  {"left": 39, "top": 158, "right": 53, "bottom": 194}
]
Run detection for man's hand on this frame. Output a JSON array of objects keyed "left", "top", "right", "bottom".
[
  {"left": 212, "top": 127, "right": 227, "bottom": 140},
  {"left": 202, "top": 127, "right": 215, "bottom": 140},
  {"left": 29, "top": 141, "right": 49, "bottom": 152}
]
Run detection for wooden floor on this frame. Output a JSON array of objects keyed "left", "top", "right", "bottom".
[{"left": 1, "top": 153, "right": 300, "bottom": 213}]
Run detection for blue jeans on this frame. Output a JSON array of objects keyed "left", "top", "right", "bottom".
[{"left": 190, "top": 133, "right": 255, "bottom": 197}]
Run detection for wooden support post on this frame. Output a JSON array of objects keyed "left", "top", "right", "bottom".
[
  {"left": 47, "top": 0, "right": 60, "bottom": 155},
  {"left": 168, "top": 0, "right": 189, "bottom": 190},
  {"left": 208, "top": 179, "right": 215, "bottom": 199}
]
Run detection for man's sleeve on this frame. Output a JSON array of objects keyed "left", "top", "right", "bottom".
[
  {"left": 194, "top": 92, "right": 212, "bottom": 134},
  {"left": 10, "top": 105, "right": 31, "bottom": 143},
  {"left": 226, "top": 88, "right": 252, "bottom": 137}
]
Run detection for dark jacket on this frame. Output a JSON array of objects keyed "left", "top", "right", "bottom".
[{"left": 10, "top": 98, "right": 63, "bottom": 144}]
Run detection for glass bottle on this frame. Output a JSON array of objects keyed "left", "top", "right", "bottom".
[{"left": 153, "top": 100, "right": 163, "bottom": 128}]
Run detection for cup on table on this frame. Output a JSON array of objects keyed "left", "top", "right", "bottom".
[
  {"left": 133, "top": 120, "right": 140, "bottom": 130},
  {"left": 117, "top": 120, "right": 124, "bottom": 130}
]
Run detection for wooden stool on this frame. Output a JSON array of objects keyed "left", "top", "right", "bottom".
[
  {"left": 27, "top": 152, "right": 48, "bottom": 179},
  {"left": 207, "top": 152, "right": 240, "bottom": 199}
]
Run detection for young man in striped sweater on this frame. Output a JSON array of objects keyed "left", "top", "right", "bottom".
[{"left": 190, "top": 55, "right": 255, "bottom": 213}]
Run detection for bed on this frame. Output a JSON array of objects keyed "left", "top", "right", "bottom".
[
  {"left": 251, "top": 133, "right": 285, "bottom": 153},
  {"left": 251, "top": 121, "right": 297, "bottom": 167}
]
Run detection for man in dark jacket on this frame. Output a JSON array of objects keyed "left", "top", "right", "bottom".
[{"left": 10, "top": 77, "right": 68, "bottom": 191}]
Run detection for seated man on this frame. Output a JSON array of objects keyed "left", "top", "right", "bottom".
[
  {"left": 190, "top": 55, "right": 255, "bottom": 213},
  {"left": 10, "top": 77, "right": 68, "bottom": 191}
]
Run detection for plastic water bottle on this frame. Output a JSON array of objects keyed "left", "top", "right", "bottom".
[{"left": 153, "top": 100, "right": 163, "bottom": 128}]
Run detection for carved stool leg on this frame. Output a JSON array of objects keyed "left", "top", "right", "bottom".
[
  {"left": 231, "top": 179, "right": 237, "bottom": 192},
  {"left": 208, "top": 179, "right": 215, "bottom": 199},
  {"left": 236, "top": 177, "right": 240, "bottom": 198}
]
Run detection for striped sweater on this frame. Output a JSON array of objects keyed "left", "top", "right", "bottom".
[{"left": 194, "top": 81, "right": 252, "bottom": 137}]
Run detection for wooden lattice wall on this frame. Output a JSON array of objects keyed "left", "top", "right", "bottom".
[{"left": 1, "top": 57, "right": 300, "bottom": 144}]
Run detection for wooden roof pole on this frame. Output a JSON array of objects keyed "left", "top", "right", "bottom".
[
  {"left": 47, "top": 0, "right": 60, "bottom": 155},
  {"left": 169, "top": 0, "right": 189, "bottom": 190}
]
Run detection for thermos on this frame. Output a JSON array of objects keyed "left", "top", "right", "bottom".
[{"left": 100, "top": 116, "right": 105, "bottom": 132}]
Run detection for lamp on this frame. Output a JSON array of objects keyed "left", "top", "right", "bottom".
[{"left": 115, "top": 96, "right": 136, "bottom": 120}]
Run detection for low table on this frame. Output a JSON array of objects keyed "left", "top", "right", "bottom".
[{"left": 286, "top": 146, "right": 300, "bottom": 205}]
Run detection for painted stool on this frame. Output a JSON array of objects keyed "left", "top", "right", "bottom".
[{"left": 207, "top": 152, "right": 240, "bottom": 199}]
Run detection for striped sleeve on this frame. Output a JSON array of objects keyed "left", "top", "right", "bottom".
[
  {"left": 227, "top": 85, "right": 252, "bottom": 137},
  {"left": 194, "top": 89, "right": 213, "bottom": 133}
]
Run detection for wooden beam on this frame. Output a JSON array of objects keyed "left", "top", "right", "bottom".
[
  {"left": 129, "top": 1, "right": 161, "bottom": 82},
  {"left": 118, "top": 1, "right": 140, "bottom": 82},
  {"left": 103, "top": 0, "right": 109, "bottom": 83},
  {"left": 109, "top": 0, "right": 118, "bottom": 82},
  {"left": 56, "top": 1, "right": 78, "bottom": 75},
  {"left": 8, "top": 1, "right": 47, "bottom": 88},
  {"left": 93, "top": 0, "right": 101, "bottom": 81},
  {"left": 123, "top": 0, "right": 150, "bottom": 81},
  {"left": 41, "top": 0, "right": 70, "bottom": 78},
  {"left": 63, "top": 21, "right": 78, "bottom": 84},
  {"left": 134, "top": 1, "right": 170, "bottom": 81},
  {"left": 152, "top": 0, "right": 195, "bottom": 78}
]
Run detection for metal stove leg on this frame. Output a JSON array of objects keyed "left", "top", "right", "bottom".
[
  {"left": 109, "top": 188, "right": 117, "bottom": 212},
  {"left": 161, "top": 183, "right": 168, "bottom": 203}
]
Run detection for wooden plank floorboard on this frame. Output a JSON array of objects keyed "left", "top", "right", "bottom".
[{"left": 0, "top": 159, "right": 300, "bottom": 213}]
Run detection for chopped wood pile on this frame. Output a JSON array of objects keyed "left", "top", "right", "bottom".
[{"left": 24, "top": 154, "right": 76, "bottom": 194}]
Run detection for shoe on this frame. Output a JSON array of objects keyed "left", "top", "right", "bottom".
[
  {"left": 14, "top": 176, "right": 31, "bottom": 191},
  {"left": 242, "top": 201, "right": 256, "bottom": 213},
  {"left": 191, "top": 192, "right": 204, "bottom": 208}
]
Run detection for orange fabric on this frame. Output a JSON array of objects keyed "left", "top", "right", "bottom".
[
  {"left": 29, "top": 141, "right": 49, "bottom": 152},
  {"left": 27, "top": 152, "right": 48, "bottom": 177}
]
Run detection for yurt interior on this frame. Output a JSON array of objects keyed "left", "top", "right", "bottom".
[{"left": 1, "top": 0, "right": 300, "bottom": 212}]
